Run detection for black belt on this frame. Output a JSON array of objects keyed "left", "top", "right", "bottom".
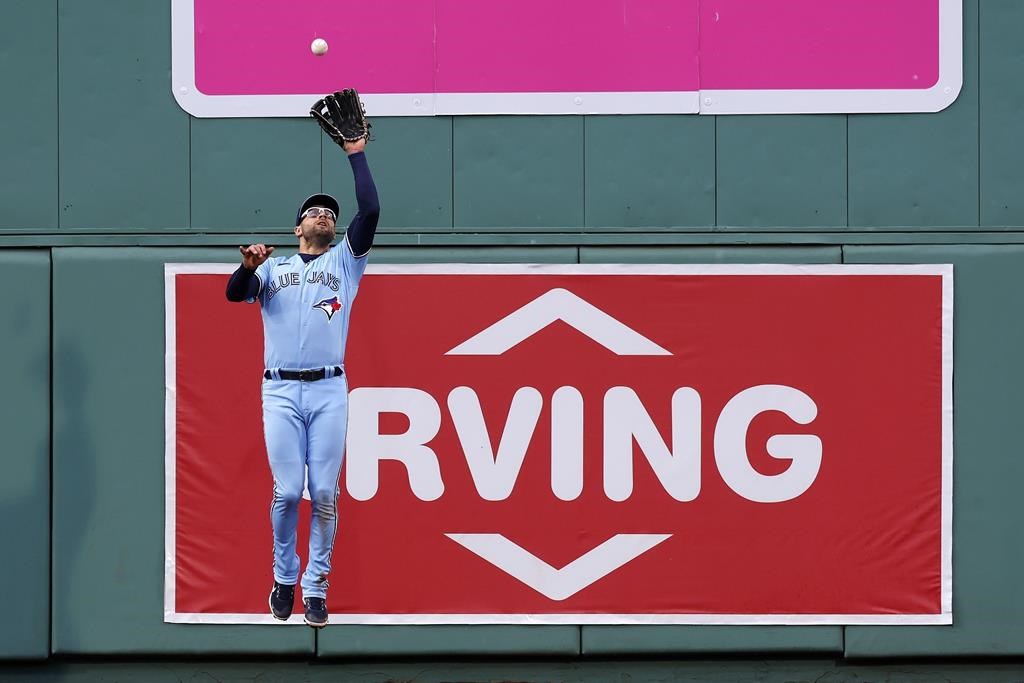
[{"left": 265, "top": 367, "right": 342, "bottom": 382}]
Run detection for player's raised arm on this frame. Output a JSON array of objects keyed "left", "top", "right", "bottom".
[
  {"left": 311, "top": 89, "right": 380, "bottom": 257},
  {"left": 343, "top": 148, "right": 380, "bottom": 258}
]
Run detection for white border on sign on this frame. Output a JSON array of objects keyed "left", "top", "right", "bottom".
[
  {"left": 164, "top": 263, "right": 953, "bottom": 625},
  {"left": 166, "top": 612, "right": 950, "bottom": 626},
  {"left": 942, "top": 263, "right": 954, "bottom": 619},
  {"left": 170, "top": 0, "right": 962, "bottom": 117},
  {"left": 164, "top": 265, "right": 176, "bottom": 624},
  {"left": 432, "top": 92, "right": 700, "bottom": 116}
]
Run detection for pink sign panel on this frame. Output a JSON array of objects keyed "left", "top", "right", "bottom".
[
  {"left": 433, "top": 1, "right": 699, "bottom": 102},
  {"left": 171, "top": 0, "right": 962, "bottom": 117}
]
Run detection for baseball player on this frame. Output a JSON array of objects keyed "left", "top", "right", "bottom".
[{"left": 224, "top": 102, "right": 378, "bottom": 627}]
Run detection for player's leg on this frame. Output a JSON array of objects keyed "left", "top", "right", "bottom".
[
  {"left": 301, "top": 375, "right": 349, "bottom": 613},
  {"left": 261, "top": 380, "right": 308, "bottom": 590}
]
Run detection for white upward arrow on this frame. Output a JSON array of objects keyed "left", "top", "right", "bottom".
[
  {"left": 445, "top": 288, "right": 671, "bottom": 356},
  {"left": 446, "top": 533, "right": 672, "bottom": 601}
]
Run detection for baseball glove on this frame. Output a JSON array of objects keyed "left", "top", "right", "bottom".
[{"left": 311, "top": 88, "right": 372, "bottom": 148}]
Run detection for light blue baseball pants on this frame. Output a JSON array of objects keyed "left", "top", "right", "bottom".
[{"left": 261, "top": 374, "right": 348, "bottom": 599}]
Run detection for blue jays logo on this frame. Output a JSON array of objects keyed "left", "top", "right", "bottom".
[{"left": 313, "top": 296, "right": 343, "bottom": 321}]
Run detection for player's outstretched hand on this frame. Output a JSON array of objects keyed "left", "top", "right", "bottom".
[{"left": 240, "top": 244, "right": 274, "bottom": 270}]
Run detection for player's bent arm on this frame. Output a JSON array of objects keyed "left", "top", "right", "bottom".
[
  {"left": 225, "top": 265, "right": 261, "bottom": 302},
  {"left": 345, "top": 151, "right": 380, "bottom": 258},
  {"left": 228, "top": 244, "right": 274, "bottom": 302}
]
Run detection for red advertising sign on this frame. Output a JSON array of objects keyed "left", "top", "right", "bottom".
[
  {"left": 165, "top": 264, "right": 952, "bottom": 624},
  {"left": 171, "top": 0, "right": 962, "bottom": 116}
]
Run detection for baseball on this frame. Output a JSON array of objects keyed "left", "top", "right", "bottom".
[{"left": 311, "top": 38, "right": 328, "bottom": 56}]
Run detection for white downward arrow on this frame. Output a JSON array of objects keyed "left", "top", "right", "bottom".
[{"left": 446, "top": 533, "right": 672, "bottom": 601}]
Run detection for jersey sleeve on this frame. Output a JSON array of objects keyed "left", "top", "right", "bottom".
[
  {"left": 249, "top": 258, "right": 274, "bottom": 304},
  {"left": 225, "top": 265, "right": 260, "bottom": 302},
  {"left": 340, "top": 236, "right": 369, "bottom": 289}
]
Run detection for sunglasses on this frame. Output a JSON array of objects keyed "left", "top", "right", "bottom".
[{"left": 301, "top": 207, "right": 337, "bottom": 222}]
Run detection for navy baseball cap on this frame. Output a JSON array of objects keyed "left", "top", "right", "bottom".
[{"left": 296, "top": 193, "right": 340, "bottom": 226}]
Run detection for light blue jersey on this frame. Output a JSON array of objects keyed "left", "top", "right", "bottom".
[{"left": 249, "top": 236, "right": 368, "bottom": 371}]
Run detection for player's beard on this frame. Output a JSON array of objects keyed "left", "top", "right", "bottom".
[{"left": 302, "top": 222, "right": 335, "bottom": 250}]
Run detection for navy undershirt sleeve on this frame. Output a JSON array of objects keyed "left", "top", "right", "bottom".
[
  {"left": 225, "top": 265, "right": 260, "bottom": 302},
  {"left": 344, "top": 152, "right": 380, "bottom": 257}
]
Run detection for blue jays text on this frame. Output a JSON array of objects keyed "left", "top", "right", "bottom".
[{"left": 264, "top": 269, "right": 341, "bottom": 302}]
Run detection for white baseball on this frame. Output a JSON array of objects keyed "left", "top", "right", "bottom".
[{"left": 311, "top": 38, "right": 329, "bottom": 56}]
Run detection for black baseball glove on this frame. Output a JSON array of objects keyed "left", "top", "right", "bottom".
[{"left": 310, "top": 88, "right": 371, "bottom": 148}]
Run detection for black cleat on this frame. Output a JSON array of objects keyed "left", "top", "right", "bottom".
[
  {"left": 303, "top": 597, "right": 328, "bottom": 628},
  {"left": 269, "top": 582, "right": 296, "bottom": 621}
]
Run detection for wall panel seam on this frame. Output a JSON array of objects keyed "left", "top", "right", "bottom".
[
  {"left": 845, "top": 115, "right": 849, "bottom": 228},
  {"left": 976, "top": 0, "right": 982, "bottom": 228},
  {"left": 47, "top": 246, "right": 54, "bottom": 656},
  {"left": 56, "top": 0, "right": 61, "bottom": 231},
  {"left": 713, "top": 116, "right": 718, "bottom": 227},
  {"left": 581, "top": 116, "right": 587, "bottom": 227},
  {"left": 450, "top": 117, "right": 455, "bottom": 229}
]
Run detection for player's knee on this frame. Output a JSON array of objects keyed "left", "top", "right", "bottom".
[
  {"left": 310, "top": 490, "right": 337, "bottom": 518},
  {"left": 274, "top": 487, "right": 303, "bottom": 508}
]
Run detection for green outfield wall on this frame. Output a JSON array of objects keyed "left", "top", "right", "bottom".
[{"left": 4, "top": 0, "right": 1024, "bottom": 679}]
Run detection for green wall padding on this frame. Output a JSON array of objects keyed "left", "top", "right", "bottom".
[
  {"left": 0, "top": 251, "right": 50, "bottom": 659},
  {"left": 716, "top": 116, "right": 847, "bottom": 228},
  {"left": 190, "top": 119, "right": 320, "bottom": 231},
  {"left": 58, "top": 0, "right": 189, "bottom": 231},
  {"left": 584, "top": 115, "right": 716, "bottom": 228},
  {"left": 0, "top": 1, "right": 57, "bottom": 231},
  {"left": 980, "top": 0, "right": 1024, "bottom": 226},
  {"left": 453, "top": 116, "right": 584, "bottom": 229}
]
